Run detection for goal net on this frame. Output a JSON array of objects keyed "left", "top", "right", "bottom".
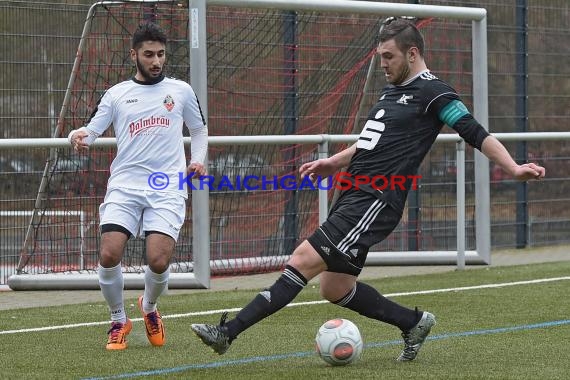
[{"left": 11, "top": 0, "right": 486, "bottom": 289}]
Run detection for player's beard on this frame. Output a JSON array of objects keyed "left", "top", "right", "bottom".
[
  {"left": 135, "top": 57, "right": 164, "bottom": 84},
  {"left": 390, "top": 63, "right": 411, "bottom": 86}
]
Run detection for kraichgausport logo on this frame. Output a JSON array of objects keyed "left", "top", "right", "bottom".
[{"left": 147, "top": 172, "right": 421, "bottom": 192}]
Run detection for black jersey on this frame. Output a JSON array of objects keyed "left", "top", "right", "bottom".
[{"left": 347, "top": 70, "right": 459, "bottom": 211}]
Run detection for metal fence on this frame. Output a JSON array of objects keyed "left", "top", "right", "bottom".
[{"left": 1, "top": 0, "right": 569, "bottom": 286}]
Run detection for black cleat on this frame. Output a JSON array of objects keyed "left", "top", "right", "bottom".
[
  {"left": 191, "top": 312, "right": 231, "bottom": 355},
  {"left": 397, "top": 311, "right": 436, "bottom": 361}
]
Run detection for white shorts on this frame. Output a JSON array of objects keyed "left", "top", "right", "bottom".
[{"left": 99, "top": 188, "right": 186, "bottom": 241}]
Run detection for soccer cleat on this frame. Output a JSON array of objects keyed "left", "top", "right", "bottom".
[
  {"left": 106, "top": 319, "right": 132, "bottom": 350},
  {"left": 191, "top": 312, "right": 231, "bottom": 355},
  {"left": 138, "top": 295, "right": 165, "bottom": 346},
  {"left": 397, "top": 311, "right": 436, "bottom": 361}
]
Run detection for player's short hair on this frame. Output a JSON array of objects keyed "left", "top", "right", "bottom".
[
  {"left": 378, "top": 18, "right": 424, "bottom": 56},
  {"left": 132, "top": 22, "right": 167, "bottom": 50}
]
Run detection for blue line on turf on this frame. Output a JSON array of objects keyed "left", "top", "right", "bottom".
[{"left": 81, "top": 319, "right": 570, "bottom": 380}]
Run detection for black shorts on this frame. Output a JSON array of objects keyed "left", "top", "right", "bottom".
[{"left": 307, "top": 190, "right": 402, "bottom": 276}]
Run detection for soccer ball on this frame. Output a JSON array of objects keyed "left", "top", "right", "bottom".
[{"left": 315, "top": 318, "right": 363, "bottom": 366}]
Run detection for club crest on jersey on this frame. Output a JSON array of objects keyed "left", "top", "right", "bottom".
[
  {"left": 163, "top": 95, "right": 175, "bottom": 112},
  {"left": 397, "top": 94, "right": 413, "bottom": 104}
]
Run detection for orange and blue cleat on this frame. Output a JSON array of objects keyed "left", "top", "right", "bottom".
[
  {"left": 138, "top": 295, "right": 165, "bottom": 346},
  {"left": 106, "top": 319, "right": 132, "bottom": 350}
]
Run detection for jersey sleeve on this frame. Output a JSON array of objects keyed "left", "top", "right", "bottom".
[
  {"left": 183, "top": 84, "right": 208, "bottom": 164},
  {"left": 84, "top": 90, "right": 114, "bottom": 136},
  {"left": 183, "top": 85, "right": 206, "bottom": 130},
  {"left": 424, "top": 79, "right": 490, "bottom": 150},
  {"left": 421, "top": 79, "right": 460, "bottom": 117}
]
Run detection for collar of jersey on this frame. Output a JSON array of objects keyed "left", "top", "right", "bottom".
[
  {"left": 132, "top": 74, "right": 165, "bottom": 85},
  {"left": 396, "top": 69, "right": 430, "bottom": 87}
]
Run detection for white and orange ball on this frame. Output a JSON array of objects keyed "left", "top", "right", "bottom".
[{"left": 315, "top": 318, "right": 363, "bottom": 366}]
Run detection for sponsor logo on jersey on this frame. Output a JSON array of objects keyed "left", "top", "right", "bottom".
[
  {"left": 163, "top": 94, "right": 175, "bottom": 111},
  {"left": 126, "top": 98, "right": 138, "bottom": 104},
  {"left": 129, "top": 116, "right": 170, "bottom": 137},
  {"left": 397, "top": 94, "right": 413, "bottom": 104}
]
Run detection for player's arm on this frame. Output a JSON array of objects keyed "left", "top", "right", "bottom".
[
  {"left": 299, "top": 143, "right": 357, "bottom": 180},
  {"left": 68, "top": 91, "right": 112, "bottom": 152},
  {"left": 68, "top": 127, "right": 100, "bottom": 153},
  {"left": 187, "top": 124, "right": 208, "bottom": 177},
  {"left": 439, "top": 100, "right": 545, "bottom": 181},
  {"left": 183, "top": 87, "right": 208, "bottom": 177},
  {"left": 329, "top": 143, "right": 358, "bottom": 168},
  {"left": 480, "top": 136, "right": 545, "bottom": 180}
]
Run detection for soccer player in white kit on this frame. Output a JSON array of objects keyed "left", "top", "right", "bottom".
[{"left": 68, "top": 22, "right": 208, "bottom": 350}]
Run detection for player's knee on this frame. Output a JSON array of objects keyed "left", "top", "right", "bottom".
[
  {"left": 319, "top": 286, "right": 336, "bottom": 302},
  {"left": 319, "top": 284, "right": 346, "bottom": 302},
  {"left": 99, "top": 248, "right": 122, "bottom": 267},
  {"left": 319, "top": 275, "right": 356, "bottom": 302},
  {"left": 287, "top": 241, "right": 326, "bottom": 274},
  {"left": 146, "top": 256, "right": 170, "bottom": 273}
]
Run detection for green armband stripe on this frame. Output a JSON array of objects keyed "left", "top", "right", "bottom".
[{"left": 439, "top": 100, "right": 469, "bottom": 127}]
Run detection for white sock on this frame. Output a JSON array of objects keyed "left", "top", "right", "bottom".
[
  {"left": 98, "top": 263, "right": 126, "bottom": 323},
  {"left": 142, "top": 267, "right": 169, "bottom": 314}
]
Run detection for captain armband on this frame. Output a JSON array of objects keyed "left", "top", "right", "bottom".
[{"left": 438, "top": 100, "right": 490, "bottom": 151}]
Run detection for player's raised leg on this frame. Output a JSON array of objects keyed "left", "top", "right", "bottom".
[{"left": 191, "top": 241, "right": 326, "bottom": 354}]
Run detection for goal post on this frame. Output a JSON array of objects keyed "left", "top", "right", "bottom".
[
  {"left": 8, "top": 0, "right": 488, "bottom": 290},
  {"left": 192, "top": 1, "right": 490, "bottom": 263}
]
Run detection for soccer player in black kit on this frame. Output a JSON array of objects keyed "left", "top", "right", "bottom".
[{"left": 191, "top": 18, "right": 546, "bottom": 361}]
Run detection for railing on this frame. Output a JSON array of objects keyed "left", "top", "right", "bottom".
[{"left": 2, "top": 131, "right": 568, "bottom": 289}]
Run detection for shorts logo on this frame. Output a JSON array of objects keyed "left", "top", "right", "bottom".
[
  {"left": 349, "top": 248, "right": 359, "bottom": 257},
  {"left": 321, "top": 246, "right": 330, "bottom": 255}
]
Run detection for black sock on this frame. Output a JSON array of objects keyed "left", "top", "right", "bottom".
[
  {"left": 334, "top": 281, "right": 421, "bottom": 331},
  {"left": 225, "top": 265, "right": 307, "bottom": 341}
]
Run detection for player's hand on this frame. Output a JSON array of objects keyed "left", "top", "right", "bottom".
[
  {"left": 512, "top": 162, "right": 545, "bottom": 181},
  {"left": 187, "top": 162, "right": 207, "bottom": 177},
  {"left": 70, "top": 130, "right": 90, "bottom": 153},
  {"left": 299, "top": 158, "right": 337, "bottom": 184}
]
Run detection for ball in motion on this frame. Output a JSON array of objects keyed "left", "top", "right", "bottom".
[{"left": 315, "top": 318, "right": 363, "bottom": 366}]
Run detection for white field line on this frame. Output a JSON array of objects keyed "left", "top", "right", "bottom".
[{"left": 1, "top": 276, "right": 569, "bottom": 335}]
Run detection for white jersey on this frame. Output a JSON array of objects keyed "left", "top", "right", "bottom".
[{"left": 84, "top": 76, "right": 205, "bottom": 197}]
